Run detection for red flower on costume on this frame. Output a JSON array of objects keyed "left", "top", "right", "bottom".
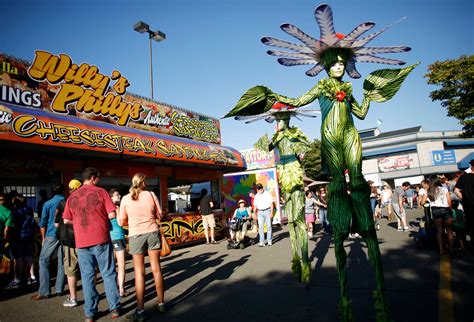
[
  {"left": 336, "top": 91, "right": 346, "bottom": 102},
  {"left": 272, "top": 102, "right": 296, "bottom": 110}
]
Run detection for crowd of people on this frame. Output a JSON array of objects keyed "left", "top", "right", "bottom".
[
  {"left": 0, "top": 161, "right": 472, "bottom": 321},
  {"left": 365, "top": 160, "right": 474, "bottom": 255},
  {"left": 0, "top": 168, "right": 167, "bottom": 322}
]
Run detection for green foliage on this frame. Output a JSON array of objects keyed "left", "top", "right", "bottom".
[
  {"left": 254, "top": 134, "right": 270, "bottom": 152},
  {"left": 301, "top": 139, "right": 322, "bottom": 180},
  {"left": 424, "top": 55, "right": 474, "bottom": 137}
]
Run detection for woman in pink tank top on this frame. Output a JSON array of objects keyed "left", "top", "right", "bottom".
[{"left": 119, "top": 173, "right": 166, "bottom": 319}]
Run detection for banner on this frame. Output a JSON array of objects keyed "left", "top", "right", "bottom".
[
  {"left": 377, "top": 155, "right": 414, "bottom": 172},
  {"left": 0, "top": 51, "right": 221, "bottom": 143},
  {"left": 240, "top": 148, "right": 276, "bottom": 170},
  {"left": 431, "top": 150, "right": 456, "bottom": 166},
  {"left": 0, "top": 102, "right": 244, "bottom": 168},
  {"left": 161, "top": 212, "right": 227, "bottom": 245}
]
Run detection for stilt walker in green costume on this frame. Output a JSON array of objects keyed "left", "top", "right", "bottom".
[
  {"left": 257, "top": 109, "right": 314, "bottom": 284},
  {"left": 226, "top": 103, "right": 320, "bottom": 284},
  {"left": 224, "top": 4, "right": 418, "bottom": 322}
]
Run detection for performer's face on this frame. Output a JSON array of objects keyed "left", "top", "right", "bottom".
[
  {"left": 277, "top": 119, "right": 287, "bottom": 131},
  {"left": 329, "top": 60, "right": 345, "bottom": 78}
]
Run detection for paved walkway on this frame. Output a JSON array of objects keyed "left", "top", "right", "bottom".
[{"left": 1, "top": 208, "right": 473, "bottom": 322}]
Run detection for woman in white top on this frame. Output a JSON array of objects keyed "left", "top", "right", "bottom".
[{"left": 427, "top": 175, "right": 453, "bottom": 254}]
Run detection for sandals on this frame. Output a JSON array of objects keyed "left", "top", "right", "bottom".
[
  {"left": 211, "top": 240, "right": 218, "bottom": 244},
  {"left": 120, "top": 290, "right": 130, "bottom": 297}
]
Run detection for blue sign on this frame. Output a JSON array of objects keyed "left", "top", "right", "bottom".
[{"left": 432, "top": 150, "right": 456, "bottom": 166}]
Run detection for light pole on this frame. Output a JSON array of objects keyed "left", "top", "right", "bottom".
[{"left": 133, "top": 21, "right": 166, "bottom": 100}]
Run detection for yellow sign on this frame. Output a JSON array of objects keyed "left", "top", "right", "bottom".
[{"left": 27, "top": 50, "right": 143, "bottom": 126}]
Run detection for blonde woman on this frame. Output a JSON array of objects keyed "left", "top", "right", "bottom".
[{"left": 119, "top": 173, "right": 165, "bottom": 321}]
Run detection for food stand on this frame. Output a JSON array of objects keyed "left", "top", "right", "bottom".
[{"left": 0, "top": 51, "right": 246, "bottom": 249}]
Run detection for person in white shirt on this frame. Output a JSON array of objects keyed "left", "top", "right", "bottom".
[
  {"left": 380, "top": 185, "right": 393, "bottom": 220},
  {"left": 428, "top": 175, "right": 453, "bottom": 255},
  {"left": 252, "top": 183, "right": 274, "bottom": 247}
]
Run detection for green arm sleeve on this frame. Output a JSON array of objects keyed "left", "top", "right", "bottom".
[
  {"left": 349, "top": 95, "right": 371, "bottom": 120},
  {"left": 274, "top": 83, "right": 321, "bottom": 107},
  {"left": 350, "top": 63, "right": 418, "bottom": 120}
]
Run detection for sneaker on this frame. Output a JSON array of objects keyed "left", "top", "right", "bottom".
[
  {"left": 376, "top": 223, "right": 381, "bottom": 231},
  {"left": 27, "top": 277, "right": 37, "bottom": 285},
  {"left": 63, "top": 296, "right": 78, "bottom": 307},
  {"left": 125, "top": 309, "right": 147, "bottom": 322},
  {"left": 111, "top": 309, "right": 120, "bottom": 319},
  {"left": 397, "top": 227, "right": 403, "bottom": 232},
  {"left": 403, "top": 226, "right": 412, "bottom": 232},
  {"left": 258, "top": 242, "right": 264, "bottom": 247},
  {"left": 155, "top": 302, "right": 167, "bottom": 313},
  {"left": 308, "top": 232, "right": 312, "bottom": 237},
  {"left": 5, "top": 280, "right": 21, "bottom": 289},
  {"left": 267, "top": 241, "right": 272, "bottom": 246}
]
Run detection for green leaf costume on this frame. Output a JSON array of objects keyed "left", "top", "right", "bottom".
[{"left": 225, "top": 4, "right": 418, "bottom": 321}]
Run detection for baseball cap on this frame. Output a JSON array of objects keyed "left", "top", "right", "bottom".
[
  {"left": 69, "top": 179, "right": 82, "bottom": 190},
  {"left": 238, "top": 199, "right": 246, "bottom": 205}
]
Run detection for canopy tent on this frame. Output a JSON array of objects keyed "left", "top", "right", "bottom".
[{"left": 457, "top": 152, "right": 474, "bottom": 170}]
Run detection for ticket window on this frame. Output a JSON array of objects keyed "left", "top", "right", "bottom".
[{"left": 167, "top": 179, "right": 220, "bottom": 214}]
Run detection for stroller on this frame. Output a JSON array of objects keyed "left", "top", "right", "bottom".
[{"left": 227, "top": 218, "right": 256, "bottom": 249}]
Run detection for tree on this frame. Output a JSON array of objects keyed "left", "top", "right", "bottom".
[
  {"left": 301, "top": 139, "right": 322, "bottom": 180},
  {"left": 424, "top": 55, "right": 474, "bottom": 137}
]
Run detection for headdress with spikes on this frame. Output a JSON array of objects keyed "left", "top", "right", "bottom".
[{"left": 261, "top": 3, "right": 411, "bottom": 78}]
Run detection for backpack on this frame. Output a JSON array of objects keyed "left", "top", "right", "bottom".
[
  {"left": 18, "top": 207, "right": 38, "bottom": 239},
  {"left": 55, "top": 200, "right": 75, "bottom": 248}
]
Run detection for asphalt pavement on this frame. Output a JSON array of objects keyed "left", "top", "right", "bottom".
[{"left": 1, "top": 208, "right": 473, "bottom": 322}]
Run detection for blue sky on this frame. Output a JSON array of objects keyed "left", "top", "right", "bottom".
[{"left": 3, "top": 0, "right": 473, "bottom": 150}]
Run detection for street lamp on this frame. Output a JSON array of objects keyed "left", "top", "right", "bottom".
[{"left": 133, "top": 21, "right": 166, "bottom": 100}]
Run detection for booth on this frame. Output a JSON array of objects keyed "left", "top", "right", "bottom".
[
  {"left": 0, "top": 51, "right": 246, "bottom": 249},
  {"left": 223, "top": 147, "right": 285, "bottom": 224}
]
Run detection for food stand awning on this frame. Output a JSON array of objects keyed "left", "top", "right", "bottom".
[{"left": 0, "top": 102, "right": 246, "bottom": 172}]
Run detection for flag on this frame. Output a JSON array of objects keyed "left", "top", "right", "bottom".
[{"left": 377, "top": 118, "right": 383, "bottom": 125}]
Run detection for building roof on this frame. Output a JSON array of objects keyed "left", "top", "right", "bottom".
[{"left": 360, "top": 126, "right": 422, "bottom": 141}]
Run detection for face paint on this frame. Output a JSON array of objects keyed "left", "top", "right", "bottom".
[
  {"left": 330, "top": 61, "right": 345, "bottom": 78},
  {"left": 277, "top": 119, "right": 287, "bottom": 131}
]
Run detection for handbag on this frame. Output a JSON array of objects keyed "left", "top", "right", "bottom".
[
  {"left": 160, "top": 230, "right": 172, "bottom": 257},
  {"left": 149, "top": 191, "right": 172, "bottom": 257}
]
